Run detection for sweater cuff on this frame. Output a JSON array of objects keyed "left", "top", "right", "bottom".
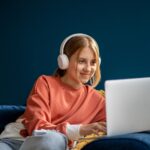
[{"left": 66, "top": 124, "right": 83, "bottom": 140}]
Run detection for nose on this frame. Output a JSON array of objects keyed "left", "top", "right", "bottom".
[{"left": 84, "top": 62, "right": 91, "bottom": 72}]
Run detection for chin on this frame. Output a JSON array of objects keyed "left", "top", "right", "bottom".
[{"left": 81, "top": 79, "right": 89, "bottom": 84}]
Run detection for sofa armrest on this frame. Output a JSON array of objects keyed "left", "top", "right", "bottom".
[{"left": 0, "top": 105, "right": 25, "bottom": 133}]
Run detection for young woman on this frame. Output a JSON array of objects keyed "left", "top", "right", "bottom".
[{"left": 0, "top": 33, "right": 106, "bottom": 150}]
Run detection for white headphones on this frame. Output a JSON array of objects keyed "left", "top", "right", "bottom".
[{"left": 57, "top": 33, "right": 101, "bottom": 70}]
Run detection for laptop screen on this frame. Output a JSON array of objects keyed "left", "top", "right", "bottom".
[{"left": 105, "top": 77, "right": 150, "bottom": 136}]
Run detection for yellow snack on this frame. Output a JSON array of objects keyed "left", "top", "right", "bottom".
[{"left": 72, "top": 132, "right": 105, "bottom": 150}]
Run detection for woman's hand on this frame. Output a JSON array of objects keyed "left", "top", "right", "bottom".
[{"left": 79, "top": 122, "right": 106, "bottom": 137}]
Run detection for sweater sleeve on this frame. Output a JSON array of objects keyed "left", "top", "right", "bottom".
[
  {"left": 93, "top": 94, "right": 106, "bottom": 122},
  {"left": 22, "top": 75, "right": 68, "bottom": 136}
]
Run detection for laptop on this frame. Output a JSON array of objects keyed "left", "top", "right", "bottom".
[{"left": 105, "top": 77, "right": 150, "bottom": 136}]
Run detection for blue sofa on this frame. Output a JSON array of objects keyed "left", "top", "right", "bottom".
[
  {"left": 0, "top": 105, "right": 25, "bottom": 133},
  {"left": 82, "top": 132, "right": 150, "bottom": 150},
  {"left": 1, "top": 105, "right": 150, "bottom": 150}
]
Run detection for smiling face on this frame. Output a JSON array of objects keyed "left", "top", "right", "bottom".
[{"left": 61, "top": 47, "right": 97, "bottom": 89}]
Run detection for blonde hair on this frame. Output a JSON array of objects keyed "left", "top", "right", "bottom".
[{"left": 54, "top": 34, "right": 101, "bottom": 87}]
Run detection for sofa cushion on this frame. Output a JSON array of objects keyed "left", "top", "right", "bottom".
[
  {"left": 0, "top": 105, "right": 25, "bottom": 133},
  {"left": 82, "top": 132, "right": 150, "bottom": 150}
]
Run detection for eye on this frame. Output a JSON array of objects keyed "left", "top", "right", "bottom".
[
  {"left": 91, "top": 60, "right": 96, "bottom": 65},
  {"left": 78, "top": 59, "right": 86, "bottom": 64}
]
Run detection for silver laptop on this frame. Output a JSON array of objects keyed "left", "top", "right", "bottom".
[{"left": 105, "top": 77, "right": 150, "bottom": 136}]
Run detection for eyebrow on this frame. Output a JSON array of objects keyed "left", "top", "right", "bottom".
[
  {"left": 78, "top": 57, "right": 96, "bottom": 60},
  {"left": 78, "top": 57, "right": 85, "bottom": 60}
]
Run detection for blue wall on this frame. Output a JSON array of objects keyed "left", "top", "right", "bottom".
[{"left": 1, "top": 0, "right": 150, "bottom": 104}]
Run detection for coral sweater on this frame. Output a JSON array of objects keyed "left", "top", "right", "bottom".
[{"left": 20, "top": 75, "right": 106, "bottom": 136}]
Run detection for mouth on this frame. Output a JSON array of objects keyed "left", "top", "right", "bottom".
[
  {"left": 80, "top": 73, "right": 91, "bottom": 76},
  {"left": 80, "top": 73, "right": 91, "bottom": 78}
]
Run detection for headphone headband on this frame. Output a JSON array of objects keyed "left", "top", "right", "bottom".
[
  {"left": 60, "top": 33, "right": 99, "bottom": 55},
  {"left": 57, "top": 33, "right": 101, "bottom": 70}
]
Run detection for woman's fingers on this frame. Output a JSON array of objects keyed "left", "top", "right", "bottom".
[{"left": 80, "top": 122, "right": 107, "bottom": 136}]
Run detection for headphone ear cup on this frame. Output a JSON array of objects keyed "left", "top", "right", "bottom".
[
  {"left": 99, "top": 57, "right": 101, "bottom": 65},
  {"left": 57, "top": 54, "right": 69, "bottom": 70}
]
